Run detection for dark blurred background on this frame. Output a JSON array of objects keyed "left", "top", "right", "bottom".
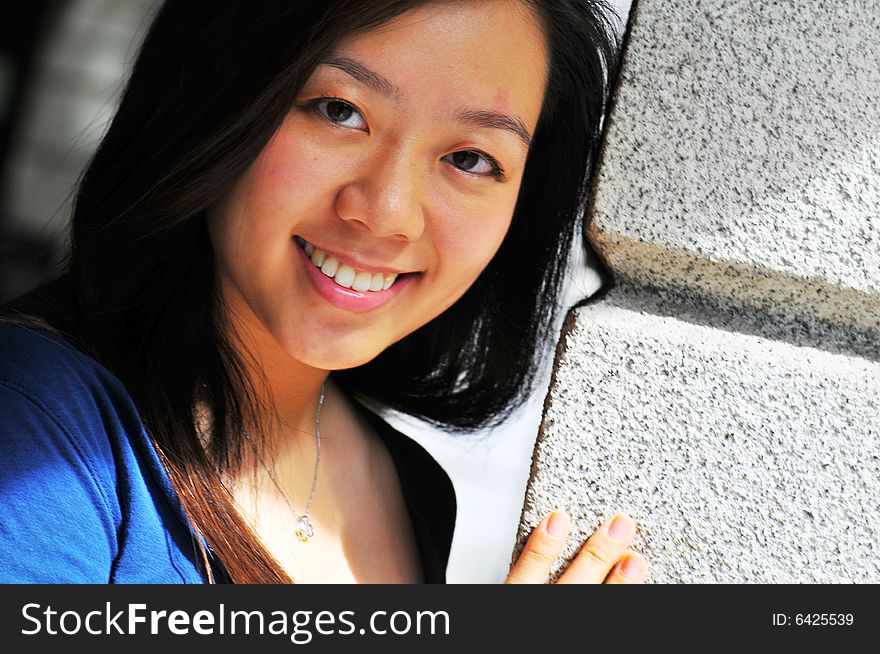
[{"left": 0, "top": 0, "right": 157, "bottom": 303}]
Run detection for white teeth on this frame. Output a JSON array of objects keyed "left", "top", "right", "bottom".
[
  {"left": 352, "top": 271, "right": 373, "bottom": 292},
  {"left": 334, "top": 264, "right": 356, "bottom": 288},
  {"left": 320, "top": 256, "right": 339, "bottom": 277},
  {"left": 310, "top": 249, "right": 326, "bottom": 267},
  {"left": 297, "top": 237, "right": 404, "bottom": 293}
]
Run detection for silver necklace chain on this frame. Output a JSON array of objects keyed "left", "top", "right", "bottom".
[
  {"left": 241, "top": 382, "right": 325, "bottom": 543},
  {"left": 304, "top": 382, "right": 325, "bottom": 519}
]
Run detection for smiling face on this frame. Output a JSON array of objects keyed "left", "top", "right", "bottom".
[{"left": 208, "top": 0, "right": 549, "bottom": 371}]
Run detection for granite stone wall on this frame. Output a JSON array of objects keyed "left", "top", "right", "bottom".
[{"left": 515, "top": 0, "right": 880, "bottom": 583}]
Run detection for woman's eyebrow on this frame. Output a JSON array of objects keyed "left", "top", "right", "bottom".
[
  {"left": 324, "top": 56, "right": 401, "bottom": 99},
  {"left": 453, "top": 108, "right": 533, "bottom": 149},
  {"left": 323, "top": 55, "right": 533, "bottom": 149}
]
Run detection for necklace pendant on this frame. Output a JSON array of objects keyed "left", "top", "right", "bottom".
[{"left": 295, "top": 514, "right": 315, "bottom": 542}]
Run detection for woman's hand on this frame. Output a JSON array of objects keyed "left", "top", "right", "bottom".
[{"left": 505, "top": 511, "right": 647, "bottom": 584}]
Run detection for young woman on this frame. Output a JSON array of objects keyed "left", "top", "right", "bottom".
[{"left": 0, "top": 0, "right": 647, "bottom": 584}]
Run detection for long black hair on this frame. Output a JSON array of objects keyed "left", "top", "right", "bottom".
[{"left": 5, "top": 0, "right": 620, "bottom": 582}]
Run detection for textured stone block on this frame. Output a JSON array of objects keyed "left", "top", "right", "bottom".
[
  {"left": 519, "top": 292, "right": 879, "bottom": 583},
  {"left": 587, "top": 0, "right": 880, "bottom": 336}
]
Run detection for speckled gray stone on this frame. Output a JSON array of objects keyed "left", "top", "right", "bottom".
[
  {"left": 518, "top": 294, "right": 879, "bottom": 583},
  {"left": 588, "top": 0, "right": 880, "bottom": 336},
  {"left": 516, "top": 0, "right": 880, "bottom": 583}
]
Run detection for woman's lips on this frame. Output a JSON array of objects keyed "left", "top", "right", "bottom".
[{"left": 295, "top": 241, "right": 416, "bottom": 313}]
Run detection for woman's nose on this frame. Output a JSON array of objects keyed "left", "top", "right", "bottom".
[{"left": 334, "top": 148, "right": 426, "bottom": 241}]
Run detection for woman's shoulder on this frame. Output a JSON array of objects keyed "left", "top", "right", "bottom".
[
  {"left": 0, "top": 322, "right": 128, "bottom": 580},
  {"left": 344, "top": 392, "right": 458, "bottom": 583},
  {"left": 0, "top": 318, "right": 141, "bottom": 471},
  {"left": 0, "top": 320, "right": 152, "bottom": 487},
  {"left": 0, "top": 321, "right": 207, "bottom": 582},
  {"left": 0, "top": 320, "right": 141, "bottom": 431},
  {"left": 1, "top": 319, "right": 114, "bottom": 391}
]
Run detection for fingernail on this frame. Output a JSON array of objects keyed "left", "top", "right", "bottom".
[
  {"left": 608, "top": 514, "right": 633, "bottom": 540},
  {"left": 620, "top": 553, "right": 643, "bottom": 578},
  {"left": 546, "top": 511, "right": 569, "bottom": 538}
]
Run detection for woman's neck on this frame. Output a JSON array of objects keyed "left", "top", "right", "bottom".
[{"left": 223, "top": 303, "right": 329, "bottom": 460}]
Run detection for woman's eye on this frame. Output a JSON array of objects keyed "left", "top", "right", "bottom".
[
  {"left": 444, "top": 150, "right": 504, "bottom": 178},
  {"left": 314, "top": 98, "right": 367, "bottom": 130}
]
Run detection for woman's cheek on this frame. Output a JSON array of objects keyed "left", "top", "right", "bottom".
[
  {"left": 429, "top": 211, "right": 512, "bottom": 315},
  {"left": 456, "top": 205, "right": 514, "bottom": 271},
  {"left": 257, "top": 140, "right": 329, "bottom": 213},
  {"left": 262, "top": 116, "right": 366, "bottom": 197}
]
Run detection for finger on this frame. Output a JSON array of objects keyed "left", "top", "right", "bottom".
[
  {"left": 603, "top": 551, "right": 647, "bottom": 584},
  {"left": 504, "top": 510, "right": 570, "bottom": 584},
  {"left": 556, "top": 513, "right": 636, "bottom": 584}
]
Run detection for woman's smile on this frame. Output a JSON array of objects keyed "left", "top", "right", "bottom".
[{"left": 293, "top": 235, "right": 421, "bottom": 313}]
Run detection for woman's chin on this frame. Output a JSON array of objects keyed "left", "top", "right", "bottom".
[
  {"left": 303, "top": 352, "right": 379, "bottom": 372},
  {"left": 277, "top": 336, "right": 384, "bottom": 372},
  {"left": 266, "top": 310, "right": 403, "bottom": 372}
]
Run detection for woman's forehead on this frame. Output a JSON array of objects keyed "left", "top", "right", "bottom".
[{"left": 327, "top": 0, "right": 549, "bottom": 133}]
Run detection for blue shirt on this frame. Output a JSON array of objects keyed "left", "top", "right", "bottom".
[{"left": 0, "top": 323, "right": 455, "bottom": 583}]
